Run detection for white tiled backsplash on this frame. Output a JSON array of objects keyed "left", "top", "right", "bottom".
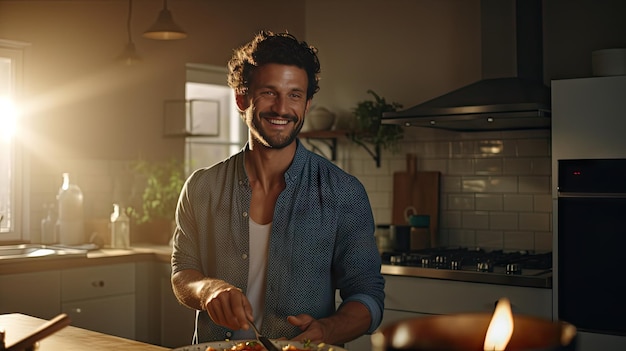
[
  {"left": 28, "top": 127, "right": 552, "bottom": 253},
  {"left": 324, "top": 127, "right": 552, "bottom": 253}
]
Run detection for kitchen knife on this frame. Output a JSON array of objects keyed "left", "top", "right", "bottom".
[{"left": 249, "top": 320, "right": 280, "bottom": 351}]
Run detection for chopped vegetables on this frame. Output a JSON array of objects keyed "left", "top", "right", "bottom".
[{"left": 204, "top": 340, "right": 334, "bottom": 351}]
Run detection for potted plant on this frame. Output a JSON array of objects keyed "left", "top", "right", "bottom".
[
  {"left": 350, "top": 90, "right": 404, "bottom": 166},
  {"left": 128, "top": 158, "right": 186, "bottom": 244}
]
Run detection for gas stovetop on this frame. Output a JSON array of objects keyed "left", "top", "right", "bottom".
[{"left": 381, "top": 247, "right": 552, "bottom": 276}]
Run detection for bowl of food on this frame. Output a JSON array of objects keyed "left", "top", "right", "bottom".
[{"left": 172, "top": 339, "right": 346, "bottom": 351}]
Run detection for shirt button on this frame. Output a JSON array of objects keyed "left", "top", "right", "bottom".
[
  {"left": 239, "top": 180, "right": 243, "bottom": 185},
  {"left": 242, "top": 253, "right": 248, "bottom": 260},
  {"left": 225, "top": 331, "right": 232, "bottom": 338},
  {"left": 242, "top": 212, "right": 248, "bottom": 218}
]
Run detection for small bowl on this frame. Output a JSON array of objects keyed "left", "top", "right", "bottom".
[{"left": 307, "top": 106, "right": 336, "bottom": 131}]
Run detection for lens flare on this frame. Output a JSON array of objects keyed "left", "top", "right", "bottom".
[{"left": 0, "top": 96, "right": 18, "bottom": 142}]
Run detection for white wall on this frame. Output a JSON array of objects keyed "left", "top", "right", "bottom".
[{"left": 2, "top": 0, "right": 625, "bottom": 249}]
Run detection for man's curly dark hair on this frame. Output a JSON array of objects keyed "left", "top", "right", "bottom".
[{"left": 227, "top": 31, "right": 321, "bottom": 100}]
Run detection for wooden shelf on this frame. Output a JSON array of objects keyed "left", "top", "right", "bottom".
[
  {"left": 298, "top": 129, "right": 381, "bottom": 167},
  {"left": 299, "top": 130, "right": 348, "bottom": 138},
  {"left": 299, "top": 130, "right": 347, "bottom": 161}
]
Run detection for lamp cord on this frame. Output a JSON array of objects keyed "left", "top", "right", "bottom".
[{"left": 126, "top": 0, "right": 133, "bottom": 44}]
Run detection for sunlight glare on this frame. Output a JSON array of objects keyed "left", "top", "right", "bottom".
[{"left": 0, "top": 96, "right": 18, "bottom": 143}]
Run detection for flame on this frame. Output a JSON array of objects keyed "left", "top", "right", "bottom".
[{"left": 483, "top": 298, "right": 514, "bottom": 351}]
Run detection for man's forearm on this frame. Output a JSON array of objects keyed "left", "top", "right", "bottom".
[
  {"left": 171, "top": 269, "right": 208, "bottom": 310},
  {"left": 321, "top": 301, "right": 372, "bottom": 345}
]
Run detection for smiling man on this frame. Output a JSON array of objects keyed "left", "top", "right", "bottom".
[{"left": 170, "top": 31, "right": 385, "bottom": 346}]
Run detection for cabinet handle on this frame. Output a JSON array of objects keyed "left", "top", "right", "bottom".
[{"left": 91, "top": 280, "right": 105, "bottom": 287}]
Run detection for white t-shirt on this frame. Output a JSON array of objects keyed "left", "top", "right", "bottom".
[{"left": 232, "top": 218, "right": 271, "bottom": 340}]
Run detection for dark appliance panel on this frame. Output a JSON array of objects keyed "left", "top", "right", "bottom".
[{"left": 558, "top": 159, "right": 626, "bottom": 336}]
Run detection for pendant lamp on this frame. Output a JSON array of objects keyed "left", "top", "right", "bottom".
[
  {"left": 117, "top": 0, "right": 141, "bottom": 65},
  {"left": 143, "top": 0, "right": 187, "bottom": 40}
]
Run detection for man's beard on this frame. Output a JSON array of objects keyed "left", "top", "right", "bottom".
[{"left": 250, "top": 111, "right": 304, "bottom": 149}]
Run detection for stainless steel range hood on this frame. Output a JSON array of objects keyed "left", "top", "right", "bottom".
[{"left": 382, "top": 0, "right": 550, "bottom": 132}]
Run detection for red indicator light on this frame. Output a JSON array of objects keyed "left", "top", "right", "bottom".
[{"left": 573, "top": 171, "right": 581, "bottom": 175}]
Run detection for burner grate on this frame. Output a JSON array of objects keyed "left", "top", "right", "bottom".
[{"left": 382, "top": 247, "right": 552, "bottom": 273}]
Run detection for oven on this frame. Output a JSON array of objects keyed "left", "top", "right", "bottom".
[{"left": 557, "top": 159, "right": 626, "bottom": 337}]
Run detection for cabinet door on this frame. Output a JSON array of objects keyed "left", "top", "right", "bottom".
[
  {"left": 62, "top": 293, "right": 136, "bottom": 339},
  {"left": 384, "top": 275, "right": 552, "bottom": 318},
  {"left": 0, "top": 270, "right": 61, "bottom": 319},
  {"left": 61, "top": 263, "right": 135, "bottom": 301},
  {"left": 61, "top": 263, "right": 136, "bottom": 339},
  {"left": 159, "top": 263, "right": 195, "bottom": 348}
]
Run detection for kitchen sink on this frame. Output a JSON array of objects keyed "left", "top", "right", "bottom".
[{"left": 0, "top": 244, "right": 88, "bottom": 260}]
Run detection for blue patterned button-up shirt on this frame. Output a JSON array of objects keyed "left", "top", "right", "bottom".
[{"left": 171, "top": 139, "right": 385, "bottom": 343}]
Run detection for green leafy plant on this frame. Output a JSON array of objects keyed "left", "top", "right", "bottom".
[
  {"left": 350, "top": 90, "right": 404, "bottom": 152},
  {"left": 128, "top": 159, "right": 186, "bottom": 225}
]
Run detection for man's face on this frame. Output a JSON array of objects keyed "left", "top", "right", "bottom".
[{"left": 237, "top": 63, "right": 310, "bottom": 149}]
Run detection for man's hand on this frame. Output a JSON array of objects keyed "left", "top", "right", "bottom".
[
  {"left": 201, "top": 280, "right": 253, "bottom": 331},
  {"left": 287, "top": 301, "right": 372, "bottom": 345},
  {"left": 287, "top": 314, "right": 331, "bottom": 344},
  {"left": 172, "top": 269, "right": 253, "bottom": 331}
]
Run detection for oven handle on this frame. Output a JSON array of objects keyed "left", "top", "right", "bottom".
[{"left": 558, "top": 192, "right": 626, "bottom": 198}]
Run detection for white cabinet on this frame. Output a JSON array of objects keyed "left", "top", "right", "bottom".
[
  {"left": 383, "top": 275, "right": 552, "bottom": 318},
  {"left": 61, "top": 263, "right": 136, "bottom": 339},
  {"left": 158, "top": 262, "right": 196, "bottom": 348},
  {"left": 0, "top": 270, "right": 61, "bottom": 319},
  {"left": 133, "top": 261, "right": 195, "bottom": 348}
]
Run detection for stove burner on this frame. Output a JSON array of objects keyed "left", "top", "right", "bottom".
[
  {"left": 506, "top": 263, "right": 522, "bottom": 275},
  {"left": 433, "top": 255, "right": 447, "bottom": 269},
  {"left": 477, "top": 261, "right": 493, "bottom": 272},
  {"left": 381, "top": 248, "right": 552, "bottom": 275},
  {"left": 390, "top": 255, "right": 405, "bottom": 265}
]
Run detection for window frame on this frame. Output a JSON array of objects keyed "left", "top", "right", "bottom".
[{"left": 1, "top": 39, "right": 29, "bottom": 241}]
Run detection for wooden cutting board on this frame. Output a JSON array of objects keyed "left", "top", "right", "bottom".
[{"left": 392, "top": 169, "right": 440, "bottom": 248}]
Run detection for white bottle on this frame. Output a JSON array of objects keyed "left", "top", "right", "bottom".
[
  {"left": 56, "top": 173, "right": 84, "bottom": 245},
  {"left": 110, "top": 203, "right": 130, "bottom": 249}
]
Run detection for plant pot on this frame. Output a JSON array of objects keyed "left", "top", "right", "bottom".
[{"left": 132, "top": 219, "right": 175, "bottom": 245}]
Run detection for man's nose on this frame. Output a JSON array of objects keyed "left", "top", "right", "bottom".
[{"left": 270, "top": 96, "right": 290, "bottom": 115}]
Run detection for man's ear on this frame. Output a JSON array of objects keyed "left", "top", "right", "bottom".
[{"left": 235, "top": 94, "right": 249, "bottom": 112}]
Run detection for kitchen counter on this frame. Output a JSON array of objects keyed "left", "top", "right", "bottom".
[
  {"left": 0, "top": 244, "right": 172, "bottom": 275},
  {"left": 0, "top": 313, "right": 169, "bottom": 351},
  {"left": 0, "top": 244, "right": 551, "bottom": 288},
  {"left": 381, "top": 264, "right": 552, "bottom": 288}
]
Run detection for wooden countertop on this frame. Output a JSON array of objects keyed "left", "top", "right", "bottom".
[
  {"left": 0, "top": 313, "right": 169, "bottom": 351},
  {"left": 0, "top": 244, "right": 173, "bottom": 275}
]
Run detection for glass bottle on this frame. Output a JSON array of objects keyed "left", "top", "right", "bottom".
[
  {"left": 110, "top": 203, "right": 130, "bottom": 249},
  {"left": 56, "top": 173, "right": 84, "bottom": 245},
  {"left": 41, "top": 203, "right": 57, "bottom": 244}
]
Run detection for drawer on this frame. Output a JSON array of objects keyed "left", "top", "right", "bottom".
[
  {"left": 62, "top": 293, "right": 136, "bottom": 339},
  {"left": 384, "top": 275, "right": 552, "bottom": 318},
  {"left": 61, "top": 263, "right": 135, "bottom": 301},
  {"left": 0, "top": 270, "right": 61, "bottom": 319}
]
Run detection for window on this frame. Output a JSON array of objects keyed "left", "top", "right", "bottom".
[
  {"left": 0, "top": 40, "right": 28, "bottom": 240},
  {"left": 184, "top": 64, "right": 246, "bottom": 171}
]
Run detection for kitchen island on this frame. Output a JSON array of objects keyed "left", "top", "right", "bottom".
[
  {"left": 1, "top": 244, "right": 553, "bottom": 351},
  {"left": 0, "top": 313, "right": 169, "bottom": 351}
]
